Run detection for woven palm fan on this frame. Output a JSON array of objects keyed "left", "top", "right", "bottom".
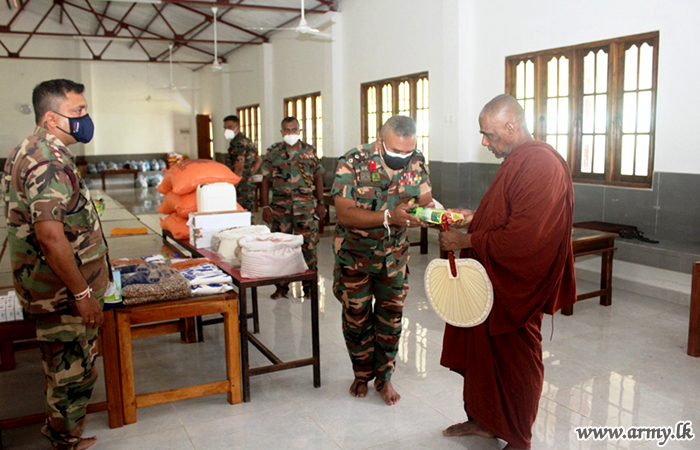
[{"left": 424, "top": 218, "right": 493, "bottom": 327}]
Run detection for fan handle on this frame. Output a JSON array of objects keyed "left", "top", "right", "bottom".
[{"left": 441, "top": 216, "right": 458, "bottom": 277}]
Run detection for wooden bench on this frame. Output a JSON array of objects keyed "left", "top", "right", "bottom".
[
  {"left": 1, "top": 314, "right": 196, "bottom": 372},
  {"left": 110, "top": 293, "right": 241, "bottom": 425},
  {"left": 562, "top": 228, "right": 618, "bottom": 315},
  {"left": 100, "top": 169, "right": 139, "bottom": 190},
  {"left": 437, "top": 227, "right": 617, "bottom": 316}
]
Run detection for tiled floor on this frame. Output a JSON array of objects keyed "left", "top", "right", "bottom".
[{"left": 1, "top": 185, "right": 699, "bottom": 449}]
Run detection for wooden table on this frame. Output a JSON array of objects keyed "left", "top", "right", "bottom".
[
  {"left": 109, "top": 292, "right": 241, "bottom": 425},
  {"left": 198, "top": 249, "right": 321, "bottom": 403},
  {"left": 101, "top": 169, "right": 139, "bottom": 190},
  {"left": 162, "top": 231, "right": 321, "bottom": 403},
  {"left": 562, "top": 228, "right": 618, "bottom": 315},
  {"left": 0, "top": 317, "right": 124, "bottom": 443},
  {"left": 688, "top": 261, "right": 700, "bottom": 357}
]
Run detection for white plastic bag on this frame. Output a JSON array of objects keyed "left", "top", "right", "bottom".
[{"left": 239, "top": 233, "right": 308, "bottom": 279}]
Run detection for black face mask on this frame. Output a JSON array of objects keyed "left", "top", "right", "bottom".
[{"left": 382, "top": 141, "right": 413, "bottom": 171}]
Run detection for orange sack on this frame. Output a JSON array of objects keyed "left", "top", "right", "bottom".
[
  {"left": 158, "top": 192, "right": 197, "bottom": 218},
  {"left": 160, "top": 213, "right": 189, "bottom": 240},
  {"left": 159, "top": 191, "right": 243, "bottom": 218},
  {"left": 157, "top": 159, "right": 241, "bottom": 195},
  {"left": 157, "top": 191, "right": 179, "bottom": 214}
]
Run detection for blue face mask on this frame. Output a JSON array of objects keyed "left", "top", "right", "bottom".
[{"left": 54, "top": 111, "right": 95, "bottom": 144}]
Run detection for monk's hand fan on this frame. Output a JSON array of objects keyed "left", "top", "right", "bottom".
[{"left": 424, "top": 218, "right": 493, "bottom": 327}]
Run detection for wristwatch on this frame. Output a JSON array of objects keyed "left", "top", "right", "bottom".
[{"left": 317, "top": 199, "right": 325, "bottom": 205}]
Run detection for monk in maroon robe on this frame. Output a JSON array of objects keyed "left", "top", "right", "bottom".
[{"left": 438, "top": 94, "right": 577, "bottom": 450}]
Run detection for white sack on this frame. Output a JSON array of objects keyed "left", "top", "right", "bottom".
[
  {"left": 239, "top": 232, "right": 308, "bottom": 279},
  {"left": 213, "top": 225, "right": 271, "bottom": 266}
]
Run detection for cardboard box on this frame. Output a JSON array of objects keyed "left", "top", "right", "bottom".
[{"left": 188, "top": 210, "right": 252, "bottom": 249}]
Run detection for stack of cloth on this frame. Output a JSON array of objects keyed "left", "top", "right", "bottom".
[
  {"left": 177, "top": 262, "right": 234, "bottom": 296},
  {"left": 120, "top": 263, "right": 190, "bottom": 306}
]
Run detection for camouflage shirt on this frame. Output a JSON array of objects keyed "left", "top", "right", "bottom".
[
  {"left": 261, "top": 141, "right": 321, "bottom": 199},
  {"left": 226, "top": 133, "right": 258, "bottom": 182},
  {"left": 2, "top": 127, "right": 109, "bottom": 315},
  {"left": 331, "top": 142, "right": 431, "bottom": 270}
]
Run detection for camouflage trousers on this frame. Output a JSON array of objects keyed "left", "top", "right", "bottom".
[
  {"left": 333, "top": 261, "right": 408, "bottom": 383},
  {"left": 271, "top": 198, "right": 318, "bottom": 294},
  {"left": 36, "top": 310, "right": 100, "bottom": 450},
  {"left": 236, "top": 181, "right": 257, "bottom": 213}
]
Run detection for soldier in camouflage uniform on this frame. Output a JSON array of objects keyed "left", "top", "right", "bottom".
[
  {"left": 260, "top": 117, "right": 326, "bottom": 299},
  {"left": 331, "top": 115, "right": 433, "bottom": 406},
  {"left": 224, "top": 115, "right": 262, "bottom": 212},
  {"left": 2, "top": 79, "right": 109, "bottom": 450}
]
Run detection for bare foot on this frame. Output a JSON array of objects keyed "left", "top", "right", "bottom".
[
  {"left": 75, "top": 437, "right": 98, "bottom": 450},
  {"left": 270, "top": 288, "right": 287, "bottom": 300},
  {"left": 442, "top": 420, "right": 495, "bottom": 439},
  {"left": 374, "top": 380, "right": 401, "bottom": 406},
  {"left": 349, "top": 378, "right": 368, "bottom": 398}
]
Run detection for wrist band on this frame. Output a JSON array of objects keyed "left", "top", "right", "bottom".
[
  {"left": 383, "top": 209, "right": 392, "bottom": 236},
  {"left": 262, "top": 206, "right": 271, "bottom": 209},
  {"left": 74, "top": 286, "right": 92, "bottom": 301}
]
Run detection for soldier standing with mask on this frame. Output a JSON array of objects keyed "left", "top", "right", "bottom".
[
  {"left": 224, "top": 115, "right": 261, "bottom": 212},
  {"left": 2, "top": 79, "right": 109, "bottom": 450},
  {"left": 260, "top": 117, "right": 326, "bottom": 299},
  {"left": 331, "top": 115, "right": 433, "bottom": 406}
]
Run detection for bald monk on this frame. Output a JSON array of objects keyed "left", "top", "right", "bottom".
[{"left": 438, "top": 94, "right": 577, "bottom": 450}]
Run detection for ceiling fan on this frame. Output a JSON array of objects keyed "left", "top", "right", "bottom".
[
  {"left": 248, "top": 0, "right": 333, "bottom": 40},
  {"left": 211, "top": 6, "right": 223, "bottom": 71},
  {"left": 130, "top": 64, "right": 169, "bottom": 102},
  {"left": 157, "top": 43, "right": 197, "bottom": 91}
]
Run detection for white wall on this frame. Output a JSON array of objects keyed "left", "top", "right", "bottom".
[
  {"left": 0, "top": 56, "right": 199, "bottom": 158},
  {"left": 214, "top": 43, "right": 267, "bottom": 154},
  {"left": 339, "top": 0, "right": 449, "bottom": 160},
  {"left": 465, "top": 0, "right": 700, "bottom": 172},
  {"left": 269, "top": 31, "right": 328, "bottom": 148},
  {"left": 0, "top": 58, "right": 81, "bottom": 156},
  {"left": 0, "top": 6, "right": 200, "bottom": 159},
  {"left": 86, "top": 61, "right": 198, "bottom": 157},
  {"left": 221, "top": 19, "right": 337, "bottom": 154}
]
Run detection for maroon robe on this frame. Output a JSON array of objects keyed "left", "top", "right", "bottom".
[{"left": 441, "top": 140, "right": 576, "bottom": 449}]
